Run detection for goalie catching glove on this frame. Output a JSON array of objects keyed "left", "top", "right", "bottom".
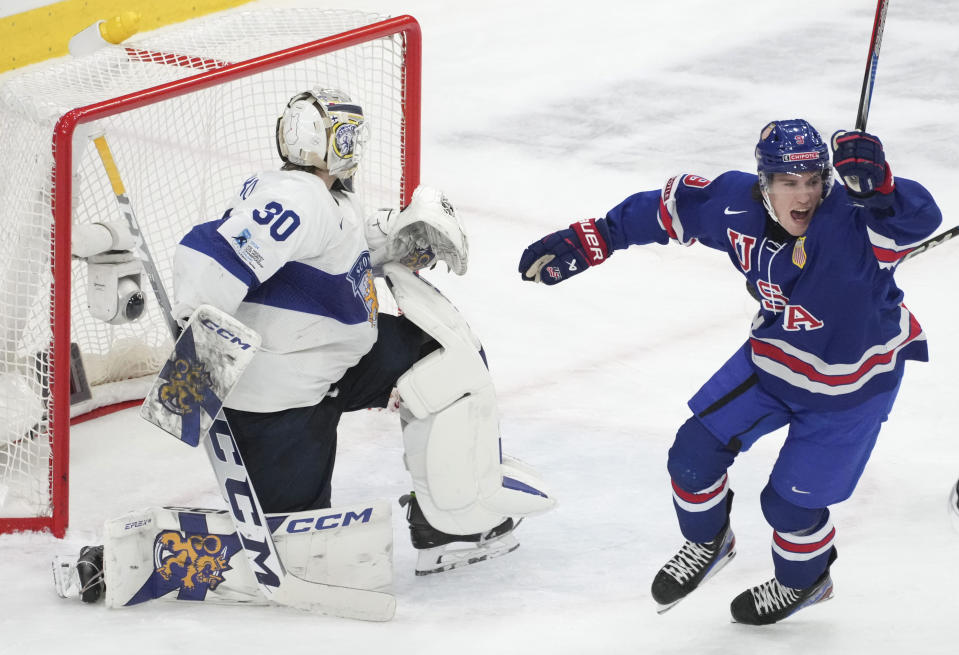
[
  {"left": 367, "top": 185, "right": 468, "bottom": 274},
  {"left": 518, "top": 218, "right": 610, "bottom": 284}
]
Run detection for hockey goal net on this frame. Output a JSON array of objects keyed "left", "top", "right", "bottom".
[{"left": 0, "top": 8, "right": 421, "bottom": 536}]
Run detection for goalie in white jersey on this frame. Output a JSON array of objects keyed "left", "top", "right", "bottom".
[{"left": 63, "top": 89, "right": 554, "bottom": 608}]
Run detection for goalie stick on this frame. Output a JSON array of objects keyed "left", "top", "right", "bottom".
[{"left": 91, "top": 133, "right": 396, "bottom": 621}]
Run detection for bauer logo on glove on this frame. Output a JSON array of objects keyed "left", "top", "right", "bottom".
[{"left": 518, "top": 218, "right": 611, "bottom": 285}]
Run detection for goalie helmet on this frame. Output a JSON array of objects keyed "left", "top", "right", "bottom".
[
  {"left": 755, "top": 119, "right": 833, "bottom": 220},
  {"left": 275, "top": 88, "right": 366, "bottom": 187}
]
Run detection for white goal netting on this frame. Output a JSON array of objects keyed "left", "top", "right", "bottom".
[{"left": 0, "top": 7, "right": 418, "bottom": 532}]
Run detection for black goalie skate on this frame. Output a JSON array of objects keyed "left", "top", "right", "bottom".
[
  {"left": 650, "top": 518, "right": 736, "bottom": 613},
  {"left": 399, "top": 492, "right": 520, "bottom": 575},
  {"left": 52, "top": 545, "right": 105, "bottom": 603},
  {"left": 730, "top": 549, "right": 837, "bottom": 625}
]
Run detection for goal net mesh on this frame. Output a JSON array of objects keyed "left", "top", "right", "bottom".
[{"left": 0, "top": 7, "right": 415, "bottom": 529}]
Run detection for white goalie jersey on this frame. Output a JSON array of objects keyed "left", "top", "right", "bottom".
[{"left": 173, "top": 169, "right": 378, "bottom": 413}]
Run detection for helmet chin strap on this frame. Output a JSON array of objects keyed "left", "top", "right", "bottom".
[
  {"left": 760, "top": 187, "right": 783, "bottom": 225},
  {"left": 758, "top": 173, "right": 785, "bottom": 226}
]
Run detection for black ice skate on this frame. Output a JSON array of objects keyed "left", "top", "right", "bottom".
[
  {"left": 650, "top": 519, "right": 736, "bottom": 613},
  {"left": 730, "top": 549, "right": 837, "bottom": 625},
  {"left": 399, "top": 492, "right": 520, "bottom": 575},
  {"left": 52, "top": 545, "right": 105, "bottom": 603}
]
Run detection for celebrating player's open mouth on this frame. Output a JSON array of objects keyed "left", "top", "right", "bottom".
[{"left": 765, "top": 170, "right": 824, "bottom": 237}]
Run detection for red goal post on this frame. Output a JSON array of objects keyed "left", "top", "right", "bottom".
[{"left": 0, "top": 8, "right": 421, "bottom": 537}]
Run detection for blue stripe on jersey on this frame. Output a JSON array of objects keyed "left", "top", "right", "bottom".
[
  {"left": 179, "top": 219, "right": 258, "bottom": 290},
  {"left": 244, "top": 260, "right": 371, "bottom": 324}
]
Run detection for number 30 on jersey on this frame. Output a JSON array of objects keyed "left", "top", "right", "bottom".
[{"left": 252, "top": 201, "right": 300, "bottom": 241}]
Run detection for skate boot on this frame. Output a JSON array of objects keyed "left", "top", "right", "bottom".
[
  {"left": 730, "top": 549, "right": 837, "bottom": 625},
  {"left": 77, "top": 545, "right": 106, "bottom": 602},
  {"left": 650, "top": 519, "right": 736, "bottom": 613},
  {"left": 399, "top": 492, "right": 520, "bottom": 575},
  {"left": 53, "top": 545, "right": 105, "bottom": 603}
]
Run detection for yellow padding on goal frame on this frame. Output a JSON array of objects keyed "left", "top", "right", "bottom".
[{"left": 1, "top": 0, "right": 252, "bottom": 73}]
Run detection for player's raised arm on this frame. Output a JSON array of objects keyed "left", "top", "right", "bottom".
[{"left": 830, "top": 129, "right": 941, "bottom": 266}]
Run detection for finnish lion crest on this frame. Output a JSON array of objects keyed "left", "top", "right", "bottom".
[
  {"left": 157, "top": 357, "right": 214, "bottom": 416},
  {"left": 154, "top": 531, "right": 232, "bottom": 592},
  {"left": 347, "top": 251, "right": 378, "bottom": 327}
]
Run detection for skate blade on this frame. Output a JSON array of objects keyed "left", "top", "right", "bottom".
[
  {"left": 729, "top": 582, "right": 835, "bottom": 624},
  {"left": 414, "top": 535, "right": 520, "bottom": 576},
  {"left": 655, "top": 547, "right": 737, "bottom": 615},
  {"left": 655, "top": 599, "right": 682, "bottom": 615},
  {"left": 52, "top": 556, "right": 79, "bottom": 599}
]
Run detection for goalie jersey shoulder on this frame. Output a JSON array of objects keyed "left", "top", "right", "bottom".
[
  {"left": 177, "top": 169, "right": 370, "bottom": 296},
  {"left": 174, "top": 169, "right": 378, "bottom": 411},
  {"left": 212, "top": 170, "right": 358, "bottom": 283}
]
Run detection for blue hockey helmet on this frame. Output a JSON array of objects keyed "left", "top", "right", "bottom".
[{"left": 755, "top": 119, "right": 833, "bottom": 220}]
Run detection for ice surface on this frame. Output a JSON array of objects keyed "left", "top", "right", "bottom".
[{"left": 2, "top": 1, "right": 957, "bottom": 653}]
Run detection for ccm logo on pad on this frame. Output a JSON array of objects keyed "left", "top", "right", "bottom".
[
  {"left": 199, "top": 317, "right": 255, "bottom": 351},
  {"left": 281, "top": 507, "right": 374, "bottom": 533}
]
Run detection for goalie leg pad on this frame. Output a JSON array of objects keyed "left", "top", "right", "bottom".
[
  {"left": 385, "top": 263, "right": 555, "bottom": 535},
  {"left": 99, "top": 502, "right": 392, "bottom": 608}
]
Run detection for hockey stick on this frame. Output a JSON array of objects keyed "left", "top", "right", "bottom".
[
  {"left": 91, "top": 133, "right": 396, "bottom": 621},
  {"left": 746, "top": 222, "right": 956, "bottom": 301},
  {"left": 850, "top": 2, "right": 959, "bottom": 261},
  {"left": 855, "top": 0, "right": 889, "bottom": 131},
  {"left": 91, "top": 136, "right": 179, "bottom": 337},
  {"left": 900, "top": 225, "right": 958, "bottom": 263}
]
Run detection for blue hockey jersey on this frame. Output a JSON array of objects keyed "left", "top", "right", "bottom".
[{"left": 603, "top": 171, "right": 942, "bottom": 410}]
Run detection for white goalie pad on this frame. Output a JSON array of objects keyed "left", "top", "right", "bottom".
[
  {"left": 102, "top": 502, "right": 392, "bottom": 608},
  {"left": 385, "top": 263, "right": 555, "bottom": 535}
]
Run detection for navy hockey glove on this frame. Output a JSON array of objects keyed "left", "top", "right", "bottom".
[
  {"left": 831, "top": 130, "right": 895, "bottom": 199},
  {"left": 519, "top": 218, "right": 610, "bottom": 285}
]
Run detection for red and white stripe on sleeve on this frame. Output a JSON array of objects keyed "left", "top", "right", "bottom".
[{"left": 866, "top": 226, "right": 926, "bottom": 269}]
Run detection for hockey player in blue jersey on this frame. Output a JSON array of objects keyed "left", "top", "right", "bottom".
[{"left": 518, "top": 119, "right": 941, "bottom": 625}]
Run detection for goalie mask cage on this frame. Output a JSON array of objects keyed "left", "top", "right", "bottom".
[{"left": 0, "top": 8, "right": 421, "bottom": 537}]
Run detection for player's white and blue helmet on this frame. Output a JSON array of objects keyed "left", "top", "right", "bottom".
[
  {"left": 276, "top": 88, "right": 367, "bottom": 190},
  {"left": 755, "top": 119, "right": 833, "bottom": 219}
]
